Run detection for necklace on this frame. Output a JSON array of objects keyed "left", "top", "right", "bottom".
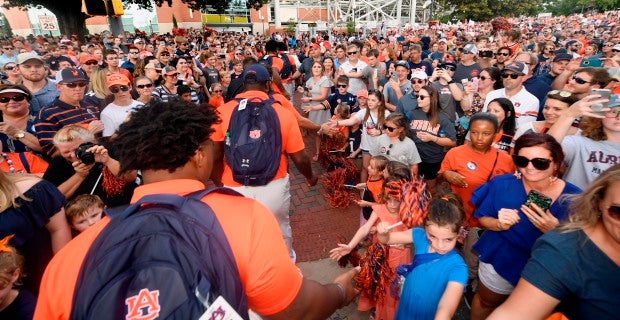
[{"left": 2, "top": 153, "right": 15, "bottom": 173}]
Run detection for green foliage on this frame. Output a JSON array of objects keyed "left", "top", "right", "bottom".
[
  {"left": 172, "top": 14, "right": 178, "bottom": 28},
  {"left": 1, "top": 14, "right": 13, "bottom": 37},
  {"left": 543, "top": 0, "right": 620, "bottom": 16},
  {"left": 284, "top": 18, "right": 296, "bottom": 36},
  {"left": 437, "top": 0, "right": 544, "bottom": 21},
  {"left": 346, "top": 18, "right": 354, "bottom": 34}
]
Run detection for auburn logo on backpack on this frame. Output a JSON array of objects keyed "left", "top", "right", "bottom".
[{"left": 125, "top": 288, "right": 161, "bottom": 320}]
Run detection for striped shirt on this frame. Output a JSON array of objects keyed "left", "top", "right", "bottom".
[{"left": 35, "top": 98, "right": 100, "bottom": 157}]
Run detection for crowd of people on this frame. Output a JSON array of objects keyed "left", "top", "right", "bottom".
[{"left": 0, "top": 7, "right": 618, "bottom": 320}]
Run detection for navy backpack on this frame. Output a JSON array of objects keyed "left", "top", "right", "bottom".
[
  {"left": 70, "top": 188, "right": 249, "bottom": 320},
  {"left": 224, "top": 97, "right": 282, "bottom": 186}
]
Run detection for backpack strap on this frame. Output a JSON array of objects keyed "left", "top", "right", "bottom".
[{"left": 18, "top": 152, "right": 30, "bottom": 173}]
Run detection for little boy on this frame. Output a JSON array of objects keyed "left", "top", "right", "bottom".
[
  {"left": 177, "top": 85, "right": 193, "bottom": 103},
  {"left": 65, "top": 194, "right": 105, "bottom": 233}
]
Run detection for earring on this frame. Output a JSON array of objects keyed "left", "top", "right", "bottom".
[{"left": 513, "top": 170, "right": 522, "bottom": 180}]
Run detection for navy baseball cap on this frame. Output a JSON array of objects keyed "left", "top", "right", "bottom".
[{"left": 243, "top": 64, "right": 270, "bottom": 83}]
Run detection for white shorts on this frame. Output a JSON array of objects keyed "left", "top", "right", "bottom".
[{"left": 478, "top": 261, "right": 515, "bottom": 295}]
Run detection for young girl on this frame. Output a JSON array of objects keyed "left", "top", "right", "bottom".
[
  {"left": 323, "top": 103, "right": 351, "bottom": 153},
  {"left": 0, "top": 235, "right": 36, "bottom": 319},
  {"left": 356, "top": 155, "right": 389, "bottom": 212},
  {"left": 329, "top": 179, "right": 412, "bottom": 320},
  {"left": 336, "top": 91, "right": 390, "bottom": 183},
  {"left": 377, "top": 195, "right": 468, "bottom": 320}
]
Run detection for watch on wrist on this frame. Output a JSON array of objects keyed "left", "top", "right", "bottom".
[
  {"left": 447, "top": 80, "right": 455, "bottom": 84},
  {"left": 14, "top": 131, "right": 26, "bottom": 139}
]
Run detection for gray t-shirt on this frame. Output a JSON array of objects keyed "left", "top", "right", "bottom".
[
  {"left": 431, "top": 81, "right": 464, "bottom": 122},
  {"left": 383, "top": 81, "right": 413, "bottom": 108},
  {"left": 370, "top": 134, "right": 421, "bottom": 166},
  {"left": 395, "top": 92, "right": 418, "bottom": 121},
  {"left": 453, "top": 62, "right": 481, "bottom": 83},
  {"left": 562, "top": 135, "right": 620, "bottom": 190},
  {"left": 362, "top": 62, "right": 387, "bottom": 91}
]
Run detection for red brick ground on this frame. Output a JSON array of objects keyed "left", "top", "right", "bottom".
[{"left": 288, "top": 92, "right": 360, "bottom": 262}]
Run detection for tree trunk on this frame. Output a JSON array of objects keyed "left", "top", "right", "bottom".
[{"left": 46, "top": 1, "right": 88, "bottom": 40}]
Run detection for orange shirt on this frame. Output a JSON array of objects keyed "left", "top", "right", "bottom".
[
  {"left": 208, "top": 95, "right": 224, "bottom": 108},
  {"left": 212, "top": 90, "right": 305, "bottom": 187},
  {"left": 0, "top": 152, "right": 49, "bottom": 174},
  {"left": 439, "top": 145, "right": 515, "bottom": 227},
  {"left": 34, "top": 179, "right": 302, "bottom": 319}
]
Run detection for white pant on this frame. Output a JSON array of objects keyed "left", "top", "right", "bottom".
[{"left": 227, "top": 174, "right": 295, "bottom": 261}]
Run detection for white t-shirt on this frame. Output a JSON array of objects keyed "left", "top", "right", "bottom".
[
  {"left": 483, "top": 87, "right": 539, "bottom": 130},
  {"left": 340, "top": 60, "right": 368, "bottom": 96},
  {"left": 101, "top": 100, "right": 143, "bottom": 137},
  {"left": 354, "top": 107, "right": 390, "bottom": 151}
]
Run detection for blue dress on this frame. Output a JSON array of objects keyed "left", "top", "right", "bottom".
[
  {"left": 471, "top": 174, "right": 581, "bottom": 285},
  {"left": 395, "top": 228, "right": 467, "bottom": 320}
]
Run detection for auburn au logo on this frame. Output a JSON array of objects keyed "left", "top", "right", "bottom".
[{"left": 125, "top": 289, "right": 161, "bottom": 320}]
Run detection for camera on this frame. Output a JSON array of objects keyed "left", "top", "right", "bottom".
[
  {"left": 479, "top": 50, "right": 493, "bottom": 58},
  {"left": 75, "top": 142, "right": 95, "bottom": 165}
]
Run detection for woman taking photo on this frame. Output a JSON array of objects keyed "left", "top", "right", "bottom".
[
  {"left": 469, "top": 133, "right": 581, "bottom": 320},
  {"left": 322, "top": 56, "right": 337, "bottom": 91},
  {"left": 514, "top": 90, "right": 580, "bottom": 140},
  {"left": 0, "top": 85, "right": 42, "bottom": 153},
  {"left": 300, "top": 61, "right": 331, "bottom": 161},
  {"left": 489, "top": 164, "right": 620, "bottom": 320},
  {"left": 458, "top": 67, "right": 502, "bottom": 144},
  {"left": 371, "top": 113, "right": 421, "bottom": 175},
  {"left": 0, "top": 170, "right": 70, "bottom": 294},
  {"left": 485, "top": 97, "right": 517, "bottom": 153},
  {"left": 173, "top": 57, "right": 200, "bottom": 103},
  {"left": 407, "top": 85, "right": 456, "bottom": 189}
]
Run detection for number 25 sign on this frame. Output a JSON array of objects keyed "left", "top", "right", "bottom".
[{"left": 39, "top": 16, "right": 58, "bottom": 31}]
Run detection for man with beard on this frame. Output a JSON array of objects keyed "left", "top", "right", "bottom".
[{"left": 17, "top": 52, "right": 58, "bottom": 117}]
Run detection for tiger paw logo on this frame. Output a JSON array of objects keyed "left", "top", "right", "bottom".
[{"left": 125, "top": 289, "right": 161, "bottom": 320}]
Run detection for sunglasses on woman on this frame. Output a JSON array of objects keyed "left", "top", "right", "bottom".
[
  {"left": 414, "top": 94, "right": 430, "bottom": 100},
  {"left": 382, "top": 125, "right": 397, "bottom": 132},
  {"left": 136, "top": 83, "right": 153, "bottom": 89},
  {"left": 0, "top": 95, "right": 26, "bottom": 103},
  {"left": 411, "top": 79, "right": 425, "bottom": 84},
  {"left": 110, "top": 85, "right": 130, "bottom": 93},
  {"left": 608, "top": 206, "right": 620, "bottom": 220},
  {"left": 512, "top": 155, "right": 552, "bottom": 170}
]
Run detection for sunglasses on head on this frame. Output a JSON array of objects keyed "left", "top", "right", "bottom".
[
  {"left": 501, "top": 73, "right": 520, "bottom": 79},
  {"left": 382, "top": 125, "right": 397, "bottom": 132},
  {"left": 512, "top": 155, "right": 552, "bottom": 170},
  {"left": 548, "top": 89, "right": 572, "bottom": 97},
  {"left": 136, "top": 83, "right": 153, "bottom": 89},
  {"left": 496, "top": 52, "right": 510, "bottom": 56},
  {"left": 411, "top": 79, "right": 425, "bottom": 84},
  {"left": 64, "top": 82, "right": 88, "bottom": 88},
  {"left": 608, "top": 206, "right": 620, "bottom": 220},
  {"left": 571, "top": 76, "right": 591, "bottom": 84},
  {"left": 337, "top": 84, "right": 348, "bottom": 88},
  {"left": 414, "top": 94, "right": 430, "bottom": 100},
  {"left": 110, "top": 85, "right": 130, "bottom": 93},
  {"left": 0, "top": 95, "right": 26, "bottom": 103}
]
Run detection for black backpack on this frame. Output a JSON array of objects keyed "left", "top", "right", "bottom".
[
  {"left": 224, "top": 97, "right": 282, "bottom": 186},
  {"left": 261, "top": 53, "right": 293, "bottom": 79},
  {"left": 70, "top": 188, "right": 249, "bottom": 320}
]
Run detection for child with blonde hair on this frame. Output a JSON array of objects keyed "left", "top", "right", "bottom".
[{"left": 65, "top": 194, "right": 105, "bottom": 233}]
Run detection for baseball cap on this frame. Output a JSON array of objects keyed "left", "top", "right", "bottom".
[
  {"left": 439, "top": 60, "right": 457, "bottom": 68},
  {"left": 357, "top": 89, "right": 368, "bottom": 98},
  {"left": 161, "top": 66, "right": 177, "bottom": 76},
  {"left": 311, "top": 43, "right": 320, "bottom": 50},
  {"left": 79, "top": 54, "right": 97, "bottom": 64},
  {"left": 106, "top": 73, "right": 130, "bottom": 87},
  {"left": 553, "top": 53, "right": 573, "bottom": 63},
  {"left": 59, "top": 68, "right": 87, "bottom": 83},
  {"left": 438, "top": 38, "right": 448, "bottom": 44},
  {"left": 607, "top": 67, "right": 620, "bottom": 82},
  {"left": 133, "top": 38, "right": 144, "bottom": 44},
  {"left": 394, "top": 60, "right": 410, "bottom": 70},
  {"left": 553, "top": 48, "right": 568, "bottom": 55},
  {"left": 504, "top": 62, "right": 528, "bottom": 75},
  {"left": 144, "top": 62, "right": 162, "bottom": 71},
  {"left": 566, "top": 40, "right": 578, "bottom": 47},
  {"left": 411, "top": 70, "right": 428, "bottom": 80},
  {"left": 243, "top": 64, "right": 270, "bottom": 83},
  {"left": 613, "top": 44, "right": 620, "bottom": 51},
  {"left": 463, "top": 43, "right": 478, "bottom": 55},
  {"left": 17, "top": 52, "right": 44, "bottom": 65}
]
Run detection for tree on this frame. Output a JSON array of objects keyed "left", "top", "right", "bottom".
[
  {"left": 436, "top": 0, "right": 544, "bottom": 22},
  {"left": 0, "top": 0, "right": 270, "bottom": 40},
  {"left": 284, "top": 18, "right": 295, "bottom": 36}
]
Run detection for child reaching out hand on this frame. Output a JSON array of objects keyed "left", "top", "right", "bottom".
[
  {"left": 377, "top": 194, "right": 467, "bottom": 320},
  {"left": 329, "top": 178, "right": 412, "bottom": 320}
]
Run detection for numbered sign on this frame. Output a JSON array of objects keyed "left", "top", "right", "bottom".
[{"left": 39, "top": 16, "right": 58, "bottom": 31}]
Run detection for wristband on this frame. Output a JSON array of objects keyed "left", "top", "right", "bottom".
[
  {"left": 333, "top": 282, "right": 346, "bottom": 308},
  {"left": 447, "top": 80, "right": 455, "bottom": 84}
]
